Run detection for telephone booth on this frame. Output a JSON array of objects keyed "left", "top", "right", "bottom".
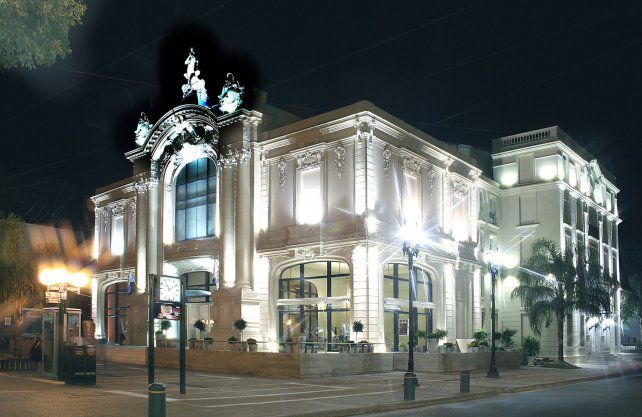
[{"left": 42, "top": 308, "right": 82, "bottom": 379}]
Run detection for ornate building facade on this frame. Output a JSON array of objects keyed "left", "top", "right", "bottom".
[{"left": 90, "top": 57, "right": 621, "bottom": 360}]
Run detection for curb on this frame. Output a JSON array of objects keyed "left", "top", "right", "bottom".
[
  {"left": 286, "top": 367, "right": 642, "bottom": 417},
  {"left": 284, "top": 391, "right": 500, "bottom": 417}
]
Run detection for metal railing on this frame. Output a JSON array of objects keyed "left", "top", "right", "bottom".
[{"left": 0, "top": 359, "right": 38, "bottom": 371}]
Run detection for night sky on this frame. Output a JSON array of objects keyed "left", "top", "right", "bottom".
[{"left": 1, "top": 1, "right": 641, "bottom": 279}]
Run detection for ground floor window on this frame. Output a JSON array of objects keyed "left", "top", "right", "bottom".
[
  {"left": 277, "top": 261, "right": 351, "bottom": 349},
  {"left": 384, "top": 263, "right": 434, "bottom": 351},
  {"left": 104, "top": 282, "right": 128, "bottom": 344},
  {"left": 384, "top": 308, "right": 433, "bottom": 351}
]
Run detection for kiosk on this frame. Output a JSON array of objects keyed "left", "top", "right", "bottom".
[{"left": 42, "top": 307, "right": 82, "bottom": 379}]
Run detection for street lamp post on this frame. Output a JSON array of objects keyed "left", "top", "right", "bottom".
[
  {"left": 402, "top": 237, "right": 420, "bottom": 400},
  {"left": 487, "top": 262, "right": 500, "bottom": 378}
]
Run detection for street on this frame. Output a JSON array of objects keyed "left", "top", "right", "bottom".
[{"left": 370, "top": 373, "right": 642, "bottom": 417}]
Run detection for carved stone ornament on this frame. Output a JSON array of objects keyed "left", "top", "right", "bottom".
[
  {"left": 298, "top": 150, "right": 321, "bottom": 169},
  {"left": 355, "top": 116, "right": 375, "bottom": 147},
  {"left": 260, "top": 150, "right": 268, "bottom": 167},
  {"left": 128, "top": 199, "right": 136, "bottom": 223},
  {"left": 383, "top": 147, "right": 392, "bottom": 178},
  {"left": 110, "top": 200, "right": 126, "bottom": 216},
  {"left": 452, "top": 178, "right": 469, "bottom": 197},
  {"left": 334, "top": 145, "right": 345, "bottom": 179},
  {"left": 219, "top": 147, "right": 251, "bottom": 166},
  {"left": 102, "top": 210, "right": 110, "bottom": 233},
  {"left": 295, "top": 247, "right": 316, "bottom": 260},
  {"left": 134, "top": 178, "right": 150, "bottom": 194},
  {"left": 444, "top": 157, "right": 455, "bottom": 175},
  {"left": 134, "top": 112, "right": 151, "bottom": 147},
  {"left": 469, "top": 169, "right": 481, "bottom": 182},
  {"left": 426, "top": 165, "right": 436, "bottom": 191},
  {"left": 278, "top": 158, "right": 288, "bottom": 191},
  {"left": 402, "top": 156, "right": 420, "bottom": 174}
]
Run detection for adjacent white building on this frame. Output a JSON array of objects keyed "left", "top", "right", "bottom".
[{"left": 90, "top": 63, "right": 621, "bottom": 361}]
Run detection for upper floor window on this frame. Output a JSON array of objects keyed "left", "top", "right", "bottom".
[
  {"left": 175, "top": 158, "right": 216, "bottom": 241},
  {"left": 297, "top": 166, "right": 322, "bottom": 225}
]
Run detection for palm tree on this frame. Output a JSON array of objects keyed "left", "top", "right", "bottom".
[
  {"left": 621, "top": 274, "right": 642, "bottom": 344},
  {"left": 512, "top": 239, "right": 614, "bottom": 363}
]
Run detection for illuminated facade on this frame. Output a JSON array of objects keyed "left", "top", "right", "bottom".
[{"left": 90, "top": 98, "right": 620, "bottom": 359}]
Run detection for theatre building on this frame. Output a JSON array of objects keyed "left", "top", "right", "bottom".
[{"left": 90, "top": 55, "right": 621, "bottom": 361}]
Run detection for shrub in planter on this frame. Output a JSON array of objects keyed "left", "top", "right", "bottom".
[
  {"left": 467, "top": 340, "right": 479, "bottom": 352},
  {"left": 398, "top": 341, "right": 408, "bottom": 352},
  {"left": 352, "top": 321, "right": 364, "bottom": 341},
  {"left": 233, "top": 318, "right": 248, "bottom": 343},
  {"left": 228, "top": 336, "right": 239, "bottom": 351},
  {"left": 247, "top": 338, "right": 258, "bottom": 352},
  {"left": 417, "top": 330, "right": 428, "bottom": 353},
  {"left": 522, "top": 336, "right": 540, "bottom": 365},
  {"left": 427, "top": 329, "right": 447, "bottom": 353},
  {"left": 500, "top": 328, "right": 517, "bottom": 351}
]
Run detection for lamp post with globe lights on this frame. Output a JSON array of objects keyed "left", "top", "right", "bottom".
[{"left": 399, "top": 223, "right": 427, "bottom": 400}]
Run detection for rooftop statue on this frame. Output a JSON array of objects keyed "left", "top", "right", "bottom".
[
  {"left": 181, "top": 48, "right": 209, "bottom": 107},
  {"left": 134, "top": 112, "right": 151, "bottom": 146},
  {"left": 218, "top": 72, "right": 244, "bottom": 114}
]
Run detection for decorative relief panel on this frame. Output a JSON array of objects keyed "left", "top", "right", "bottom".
[
  {"left": 278, "top": 158, "right": 288, "bottom": 191},
  {"left": 298, "top": 150, "right": 322, "bottom": 169},
  {"left": 452, "top": 178, "right": 469, "bottom": 197},
  {"left": 425, "top": 165, "right": 436, "bottom": 191},
  {"left": 402, "top": 155, "right": 421, "bottom": 174},
  {"left": 294, "top": 247, "right": 316, "bottom": 260},
  {"left": 334, "top": 145, "right": 345, "bottom": 179},
  {"left": 383, "top": 147, "right": 392, "bottom": 179},
  {"left": 128, "top": 198, "right": 136, "bottom": 223},
  {"left": 355, "top": 116, "right": 376, "bottom": 147}
]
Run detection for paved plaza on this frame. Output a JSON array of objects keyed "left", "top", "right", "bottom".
[{"left": 0, "top": 357, "right": 640, "bottom": 417}]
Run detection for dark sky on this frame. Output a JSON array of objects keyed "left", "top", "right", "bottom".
[{"left": 1, "top": 0, "right": 641, "bottom": 278}]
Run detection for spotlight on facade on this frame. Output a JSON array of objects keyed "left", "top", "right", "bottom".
[{"left": 39, "top": 267, "right": 90, "bottom": 287}]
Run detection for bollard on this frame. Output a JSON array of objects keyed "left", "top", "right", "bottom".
[
  {"left": 460, "top": 370, "right": 470, "bottom": 393},
  {"left": 148, "top": 383, "right": 166, "bottom": 417}
]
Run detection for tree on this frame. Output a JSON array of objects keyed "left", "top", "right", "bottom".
[
  {"left": 512, "top": 239, "right": 615, "bottom": 363},
  {"left": 0, "top": 0, "right": 86, "bottom": 70},
  {"left": 352, "top": 320, "right": 363, "bottom": 341},
  {"left": 621, "top": 274, "right": 642, "bottom": 343},
  {"left": 233, "top": 318, "right": 247, "bottom": 342},
  {"left": 0, "top": 213, "right": 40, "bottom": 309}
]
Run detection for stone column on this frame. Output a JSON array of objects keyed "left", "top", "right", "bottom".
[
  {"left": 219, "top": 161, "right": 235, "bottom": 288},
  {"left": 134, "top": 179, "right": 148, "bottom": 292},
  {"left": 146, "top": 165, "right": 160, "bottom": 280},
  {"left": 235, "top": 148, "right": 252, "bottom": 289}
]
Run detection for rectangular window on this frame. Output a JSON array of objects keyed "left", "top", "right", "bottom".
[
  {"left": 110, "top": 215, "right": 125, "bottom": 256},
  {"left": 402, "top": 172, "right": 421, "bottom": 227},
  {"left": 519, "top": 193, "right": 537, "bottom": 225},
  {"left": 297, "top": 167, "right": 322, "bottom": 225}
]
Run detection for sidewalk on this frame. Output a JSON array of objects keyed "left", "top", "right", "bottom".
[{"left": 1, "top": 356, "right": 640, "bottom": 417}]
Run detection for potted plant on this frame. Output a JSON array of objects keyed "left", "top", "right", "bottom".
[
  {"left": 358, "top": 340, "right": 371, "bottom": 353},
  {"left": 398, "top": 341, "right": 408, "bottom": 352},
  {"left": 352, "top": 321, "right": 364, "bottom": 342},
  {"left": 228, "top": 336, "right": 239, "bottom": 351},
  {"left": 155, "top": 330, "right": 165, "bottom": 342},
  {"left": 194, "top": 319, "right": 207, "bottom": 338},
  {"left": 522, "top": 336, "right": 541, "bottom": 366},
  {"left": 247, "top": 338, "right": 258, "bottom": 352},
  {"left": 473, "top": 329, "right": 490, "bottom": 352},
  {"left": 500, "top": 328, "right": 517, "bottom": 351},
  {"left": 427, "top": 329, "right": 447, "bottom": 353},
  {"left": 160, "top": 320, "right": 171, "bottom": 334},
  {"left": 204, "top": 336, "right": 214, "bottom": 351},
  {"left": 467, "top": 340, "right": 479, "bottom": 352},
  {"left": 233, "top": 319, "right": 248, "bottom": 351}
]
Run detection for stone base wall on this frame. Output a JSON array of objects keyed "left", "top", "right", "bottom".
[
  {"left": 392, "top": 351, "right": 522, "bottom": 372},
  {"left": 97, "top": 346, "right": 522, "bottom": 376}
]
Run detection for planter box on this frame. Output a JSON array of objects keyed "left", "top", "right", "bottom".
[{"left": 427, "top": 339, "right": 439, "bottom": 353}]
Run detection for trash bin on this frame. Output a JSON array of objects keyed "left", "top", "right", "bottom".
[{"left": 64, "top": 345, "right": 96, "bottom": 385}]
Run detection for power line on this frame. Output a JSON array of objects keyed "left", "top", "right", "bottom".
[
  {"left": 266, "top": 0, "right": 490, "bottom": 90},
  {"left": 53, "top": 67, "right": 160, "bottom": 87}
]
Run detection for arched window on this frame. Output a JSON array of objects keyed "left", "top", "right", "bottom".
[
  {"left": 383, "top": 263, "right": 434, "bottom": 351},
  {"left": 278, "top": 262, "right": 350, "bottom": 349},
  {"left": 175, "top": 158, "right": 217, "bottom": 241}
]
